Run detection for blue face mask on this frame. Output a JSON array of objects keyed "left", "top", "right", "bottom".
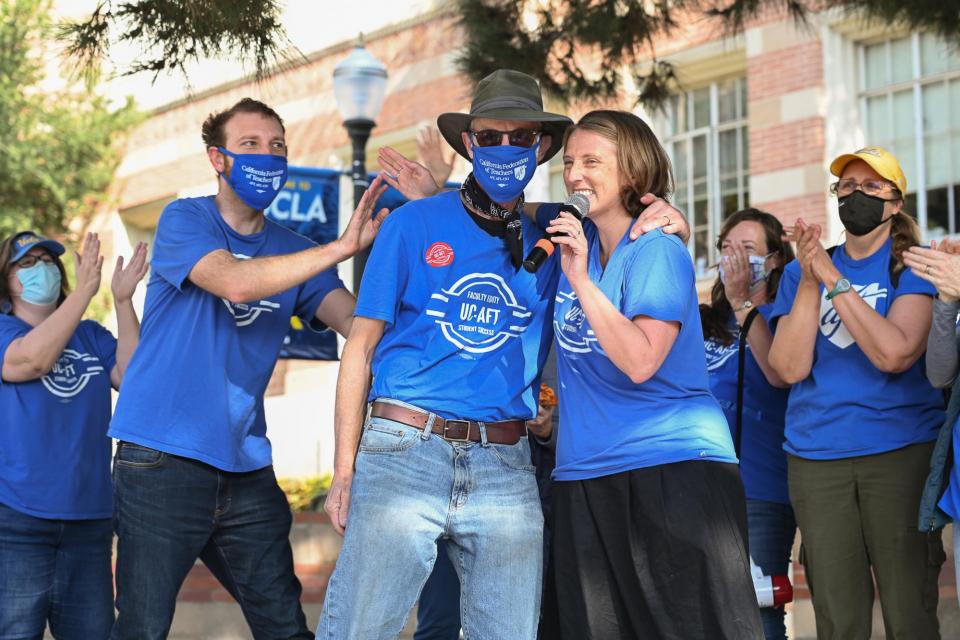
[
  {"left": 17, "top": 262, "right": 61, "bottom": 306},
  {"left": 470, "top": 142, "right": 539, "bottom": 203},
  {"left": 218, "top": 147, "right": 288, "bottom": 211}
]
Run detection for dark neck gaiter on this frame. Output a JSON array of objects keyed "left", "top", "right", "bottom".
[{"left": 459, "top": 173, "right": 524, "bottom": 270}]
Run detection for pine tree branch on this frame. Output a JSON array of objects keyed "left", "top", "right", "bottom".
[
  {"left": 456, "top": 0, "right": 960, "bottom": 111},
  {"left": 58, "top": 0, "right": 295, "bottom": 83}
]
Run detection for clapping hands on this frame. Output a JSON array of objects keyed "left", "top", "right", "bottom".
[
  {"left": 111, "top": 242, "right": 150, "bottom": 304},
  {"left": 73, "top": 233, "right": 104, "bottom": 301},
  {"left": 904, "top": 239, "right": 960, "bottom": 302}
]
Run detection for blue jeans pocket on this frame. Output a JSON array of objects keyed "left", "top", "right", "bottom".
[
  {"left": 489, "top": 438, "right": 535, "bottom": 473},
  {"left": 114, "top": 442, "right": 165, "bottom": 468},
  {"left": 358, "top": 419, "right": 418, "bottom": 454}
]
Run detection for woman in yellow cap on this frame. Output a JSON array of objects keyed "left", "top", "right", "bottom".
[{"left": 767, "top": 147, "right": 945, "bottom": 639}]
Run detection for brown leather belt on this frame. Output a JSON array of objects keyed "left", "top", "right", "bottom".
[{"left": 370, "top": 401, "right": 526, "bottom": 445}]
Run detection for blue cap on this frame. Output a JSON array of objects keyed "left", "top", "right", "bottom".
[{"left": 9, "top": 231, "right": 66, "bottom": 264}]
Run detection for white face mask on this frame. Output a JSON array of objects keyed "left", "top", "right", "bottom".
[{"left": 718, "top": 252, "right": 773, "bottom": 291}]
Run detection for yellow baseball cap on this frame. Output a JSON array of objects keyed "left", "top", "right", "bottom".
[{"left": 829, "top": 146, "right": 907, "bottom": 194}]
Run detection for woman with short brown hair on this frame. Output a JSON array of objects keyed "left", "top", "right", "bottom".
[{"left": 546, "top": 110, "right": 762, "bottom": 639}]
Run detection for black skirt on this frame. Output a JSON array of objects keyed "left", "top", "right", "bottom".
[{"left": 551, "top": 460, "right": 763, "bottom": 640}]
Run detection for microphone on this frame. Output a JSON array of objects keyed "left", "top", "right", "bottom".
[{"left": 523, "top": 193, "right": 590, "bottom": 273}]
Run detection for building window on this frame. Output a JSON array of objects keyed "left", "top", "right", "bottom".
[
  {"left": 660, "top": 77, "right": 749, "bottom": 277},
  {"left": 860, "top": 33, "right": 960, "bottom": 237}
]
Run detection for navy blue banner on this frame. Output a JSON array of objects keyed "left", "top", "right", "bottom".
[{"left": 265, "top": 167, "right": 341, "bottom": 361}]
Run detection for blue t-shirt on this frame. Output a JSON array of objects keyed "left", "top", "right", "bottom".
[
  {"left": 769, "top": 239, "right": 944, "bottom": 460},
  {"left": 704, "top": 305, "right": 790, "bottom": 504},
  {"left": 110, "top": 196, "right": 345, "bottom": 472},
  {"left": 0, "top": 316, "right": 117, "bottom": 519},
  {"left": 938, "top": 415, "right": 960, "bottom": 520},
  {"left": 552, "top": 224, "right": 735, "bottom": 481},
  {"left": 355, "top": 191, "right": 559, "bottom": 420}
]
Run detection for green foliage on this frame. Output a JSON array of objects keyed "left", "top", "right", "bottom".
[
  {"left": 60, "top": 0, "right": 293, "bottom": 82},
  {"left": 829, "top": 0, "right": 960, "bottom": 45},
  {"left": 455, "top": 0, "right": 960, "bottom": 111},
  {"left": 0, "top": 0, "right": 139, "bottom": 239},
  {"left": 278, "top": 475, "right": 333, "bottom": 512}
]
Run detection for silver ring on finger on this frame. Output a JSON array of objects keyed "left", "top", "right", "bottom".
[
  {"left": 926, "top": 265, "right": 932, "bottom": 275},
  {"left": 662, "top": 215, "right": 670, "bottom": 226}
]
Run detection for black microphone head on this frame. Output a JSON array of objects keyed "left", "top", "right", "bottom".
[
  {"left": 523, "top": 246, "right": 548, "bottom": 273},
  {"left": 563, "top": 192, "right": 590, "bottom": 218}
]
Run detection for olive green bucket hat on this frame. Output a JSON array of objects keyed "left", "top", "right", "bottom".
[{"left": 437, "top": 69, "right": 572, "bottom": 165}]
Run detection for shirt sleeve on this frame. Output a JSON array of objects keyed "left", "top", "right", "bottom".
[
  {"left": 86, "top": 321, "right": 118, "bottom": 373},
  {"left": 0, "top": 316, "right": 28, "bottom": 385},
  {"left": 926, "top": 297, "right": 960, "bottom": 388},
  {"left": 768, "top": 260, "right": 802, "bottom": 321},
  {"left": 757, "top": 303, "right": 780, "bottom": 333},
  {"left": 296, "top": 267, "right": 347, "bottom": 332},
  {"left": 354, "top": 208, "right": 411, "bottom": 325},
  {"left": 151, "top": 200, "right": 224, "bottom": 290},
  {"left": 534, "top": 203, "right": 562, "bottom": 232},
  {"left": 894, "top": 265, "right": 937, "bottom": 299},
  {"left": 622, "top": 233, "right": 693, "bottom": 323}
]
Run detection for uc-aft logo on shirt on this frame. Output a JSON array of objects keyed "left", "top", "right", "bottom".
[
  {"left": 704, "top": 334, "right": 740, "bottom": 371},
  {"left": 820, "top": 282, "right": 887, "bottom": 349},
  {"left": 425, "top": 272, "right": 531, "bottom": 353},
  {"left": 220, "top": 253, "right": 280, "bottom": 327},
  {"left": 42, "top": 350, "right": 105, "bottom": 399},
  {"left": 553, "top": 291, "right": 600, "bottom": 354}
]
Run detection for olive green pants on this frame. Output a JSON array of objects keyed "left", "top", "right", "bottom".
[{"left": 788, "top": 442, "right": 945, "bottom": 640}]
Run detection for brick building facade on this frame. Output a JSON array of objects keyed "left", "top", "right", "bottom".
[{"left": 104, "top": 5, "right": 960, "bottom": 288}]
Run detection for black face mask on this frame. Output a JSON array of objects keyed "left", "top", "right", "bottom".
[{"left": 838, "top": 190, "right": 893, "bottom": 236}]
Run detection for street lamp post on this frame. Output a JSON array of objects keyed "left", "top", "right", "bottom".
[{"left": 333, "top": 40, "right": 387, "bottom": 292}]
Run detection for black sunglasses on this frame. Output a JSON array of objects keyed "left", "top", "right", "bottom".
[{"left": 470, "top": 128, "right": 542, "bottom": 148}]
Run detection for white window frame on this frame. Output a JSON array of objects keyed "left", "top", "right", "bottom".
[
  {"left": 858, "top": 33, "right": 960, "bottom": 236},
  {"left": 660, "top": 77, "right": 749, "bottom": 277}
]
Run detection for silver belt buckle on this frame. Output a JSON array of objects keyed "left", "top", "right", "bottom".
[{"left": 443, "top": 419, "right": 473, "bottom": 443}]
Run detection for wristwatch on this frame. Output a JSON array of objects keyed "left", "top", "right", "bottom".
[
  {"left": 825, "top": 277, "right": 851, "bottom": 301},
  {"left": 732, "top": 300, "right": 754, "bottom": 312}
]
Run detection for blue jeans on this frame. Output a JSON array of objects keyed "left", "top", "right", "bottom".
[
  {"left": 415, "top": 434, "right": 557, "bottom": 640},
  {"left": 746, "top": 499, "right": 797, "bottom": 640},
  {"left": 110, "top": 443, "right": 311, "bottom": 640},
  {"left": 0, "top": 502, "right": 113, "bottom": 640},
  {"left": 414, "top": 540, "right": 461, "bottom": 640},
  {"left": 317, "top": 412, "right": 544, "bottom": 639}
]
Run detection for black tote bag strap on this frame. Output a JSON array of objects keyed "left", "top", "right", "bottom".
[{"left": 735, "top": 307, "right": 761, "bottom": 458}]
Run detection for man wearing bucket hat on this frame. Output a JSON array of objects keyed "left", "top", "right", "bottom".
[
  {"left": 317, "top": 69, "right": 573, "bottom": 639},
  {"left": 768, "top": 145, "right": 945, "bottom": 638},
  {"left": 433, "top": 68, "right": 572, "bottom": 270}
]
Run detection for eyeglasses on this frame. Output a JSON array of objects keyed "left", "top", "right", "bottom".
[
  {"left": 830, "top": 178, "right": 900, "bottom": 198},
  {"left": 470, "top": 128, "right": 542, "bottom": 148},
  {"left": 15, "top": 254, "right": 55, "bottom": 269}
]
